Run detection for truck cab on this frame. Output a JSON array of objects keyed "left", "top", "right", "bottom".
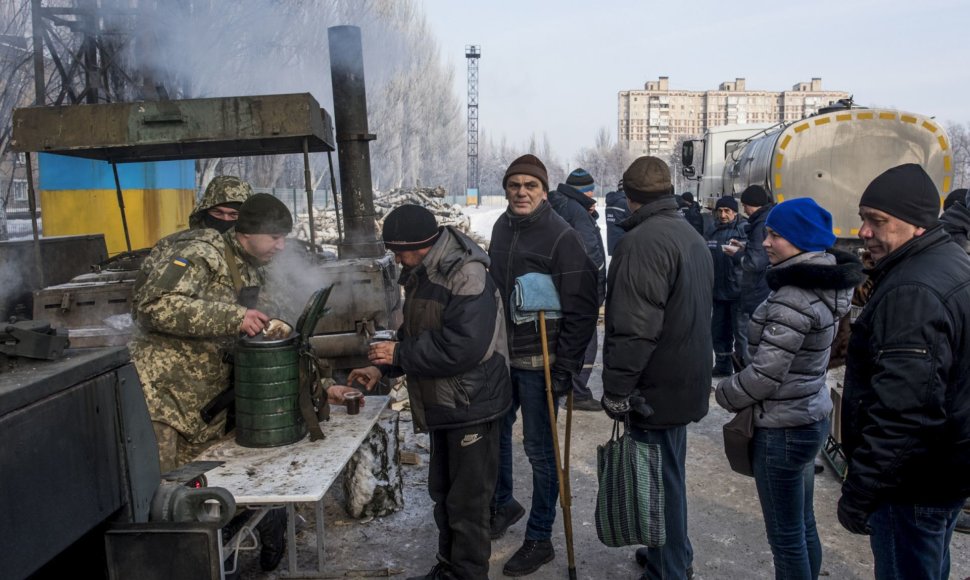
[{"left": 681, "top": 123, "right": 778, "bottom": 204}]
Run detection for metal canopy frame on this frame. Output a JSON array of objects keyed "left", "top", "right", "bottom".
[{"left": 11, "top": 93, "right": 340, "bottom": 253}]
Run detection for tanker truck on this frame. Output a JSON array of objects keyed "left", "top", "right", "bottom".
[{"left": 681, "top": 102, "right": 954, "bottom": 241}]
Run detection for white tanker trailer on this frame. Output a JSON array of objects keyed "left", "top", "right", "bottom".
[{"left": 684, "top": 104, "right": 954, "bottom": 240}]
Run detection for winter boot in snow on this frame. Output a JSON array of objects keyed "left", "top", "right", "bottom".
[{"left": 503, "top": 539, "right": 554, "bottom": 577}]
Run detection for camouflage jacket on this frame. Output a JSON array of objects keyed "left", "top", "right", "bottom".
[{"left": 129, "top": 229, "right": 269, "bottom": 443}]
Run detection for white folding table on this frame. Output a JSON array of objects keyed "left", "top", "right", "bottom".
[{"left": 197, "top": 396, "right": 390, "bottom": 577}]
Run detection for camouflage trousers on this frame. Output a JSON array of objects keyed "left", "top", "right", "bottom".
[{"left": 152, "top": 421, "right": 225, "bottom": 474}]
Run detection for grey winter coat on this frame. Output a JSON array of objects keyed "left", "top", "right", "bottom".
[
  {"left": 389, "top": 226, "right": 513, "bottom": 432},
  {"left": 715, "top": 250, "right": 864, "bottom": 428}
]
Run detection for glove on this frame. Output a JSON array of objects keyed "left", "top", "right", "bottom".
[
  {"left": 601, "top": 394, "right": 654, "bottom": 421},
  {"left": 837, "top": 493, "right": 873, "bottom": 535},
  {"left": 550, "top": 369, "right": 572, "bottom": 397},
  {"left": 263, "top": 319, "right": 293, "bottom": 339}
]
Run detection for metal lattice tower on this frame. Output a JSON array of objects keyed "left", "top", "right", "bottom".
[{"left": 465, "top": 45, "right": 480, "bottom": 206}]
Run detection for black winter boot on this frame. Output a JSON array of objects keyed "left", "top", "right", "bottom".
[
  {"left": 256, "top": 507, "right": 287, "bottom": 571},
  {"left": 490, "top": 498, "right": 525, "bottom": 539},
  {"left": 503, "top": 539, "right": 554, "bottom": 576}
]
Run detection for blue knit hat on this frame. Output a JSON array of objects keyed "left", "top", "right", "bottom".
[
  {"left": 566, "top": 168, "right": 595, "bottom": 193},
  {"left": 765, "top": 198, "right": 836, "bottom": 252}
]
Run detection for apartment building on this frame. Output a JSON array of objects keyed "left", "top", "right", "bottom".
[{"left": 618, "top": 77, "right": 850, "bottom": 158}]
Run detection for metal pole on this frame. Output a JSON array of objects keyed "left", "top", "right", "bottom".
[
  {"left": 24, "top": 152, "right": 44, "bottom": 288},
  {"left": 326, "top": 151, "right": 342, "bottom": 243},
  {"left": 328, "top": 25, "right": 382, "bottom": 259},
  {"left": 30, "top": 0, "right": 45, "bottom": 104},
  {"left": 302, "top": 137, "right": 316, "bottom": 252},
  {"left": 111, "top": 162, "right": 132, "bottom": 253}
]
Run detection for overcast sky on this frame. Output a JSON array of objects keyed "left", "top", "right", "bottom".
[{"left": 420, "top": 0, "right": 970, "bottom": 165}]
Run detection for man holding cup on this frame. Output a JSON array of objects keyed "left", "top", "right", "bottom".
[{"left": 349, "top": 204, "right": 512, "bottom": 580}]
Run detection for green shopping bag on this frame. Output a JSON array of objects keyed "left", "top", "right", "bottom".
[{"left": 595, "top": 420, "right": 666, "bottom": 548}]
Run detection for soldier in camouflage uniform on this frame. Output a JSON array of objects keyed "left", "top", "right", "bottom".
[
  {"left": 137, "top": 175, "right": 253, "bottom": 280},
  {"left": 130, "top": 192, "right": 293, "bottom": 470}
]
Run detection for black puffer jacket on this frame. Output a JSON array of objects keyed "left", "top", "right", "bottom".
[
  {"left": 391, "top": 227, "right": 513, "bottom": 432},
  {"left": 602, "top": 196, "right": 714, "bottom": 428},
  {"left": 549, "top": 183, "right": 607, "bottom": 303},
  {"left": 842, "top": 225, "right": 970, "bottom": 508},
  {"left": 739, "top": 204, "right": 772, "bottom": 314},
  {"left": 489, "top": 201, "right": 599, "bottom": 375},
  {"left": 706, "top": 217, "right": 747, "bottom": 301}
]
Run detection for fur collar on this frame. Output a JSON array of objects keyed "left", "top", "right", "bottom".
[{"left": 766, "top": 248, "right": 866, "bottom": 291}]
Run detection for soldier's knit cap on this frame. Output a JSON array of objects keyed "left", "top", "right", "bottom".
[
  {"left": 622, "top": 156, "right": 673, "bottom": 203},
  {"left": 503, "top": 154, "right": 549, "bottom": 191},
  {"left": 566, "top": 168, "right": 595, "bottom": 193},
  {"left": 860, "top": 163, "right": 940, "bottom": 229},
  {"left": 681, "top": 192, "right": 695, "bottom": 203},
  {"left": 715, "top": 196, "right": 739, "bottom": 212},
  {"left": 382, "top": 204, "right": 441, "bottom": 252},
  {"left": 740, "top": 184, "right": 772, "bottom": 207},
  {"left": 765, "top": 198, "right": 836, "bottom": 252},
  {"left": 235, "top": 193, "right": 293, "bottom": 235}
]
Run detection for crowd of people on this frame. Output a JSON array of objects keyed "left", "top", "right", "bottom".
[{"left": 128, "top": 156, "right": 970, "bottom": 580}]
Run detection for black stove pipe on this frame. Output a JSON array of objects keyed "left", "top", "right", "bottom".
[{"left": 328, "top": 25, "right": 383, "bottom": 259}]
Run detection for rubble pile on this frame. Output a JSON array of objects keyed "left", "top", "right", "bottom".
[{"left": 293, "top": 186, "right": 488, "bottom": 249}]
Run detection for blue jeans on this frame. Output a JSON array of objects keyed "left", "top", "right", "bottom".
[
  {"left": 869, "top": 498, "right": 963, "bottom": 580},
  {"left": 752, "top": 418, "right": 828, "bottom": 580},
  {"left": 629, "top": 425, "right": 693, "bottom": 580},
  {"left": 493, "top": 368, "right": 560, "bottom": 540}
]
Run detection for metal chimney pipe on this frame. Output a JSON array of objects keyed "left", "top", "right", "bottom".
[{"left": 328, "top": 25, "right": 383, "bottom": 259}]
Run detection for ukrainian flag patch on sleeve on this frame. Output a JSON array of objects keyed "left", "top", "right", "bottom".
[{"left": 157, "top": 256, "right": 192, "bottom": 290}]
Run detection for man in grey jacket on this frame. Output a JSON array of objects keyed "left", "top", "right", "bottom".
[{"left": 349, "top": 205, "right": 512, "bottom": 580}]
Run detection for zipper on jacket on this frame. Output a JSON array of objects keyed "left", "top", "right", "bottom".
[{"left": 876, "top": 347, "right": 929, "bottom": 359}]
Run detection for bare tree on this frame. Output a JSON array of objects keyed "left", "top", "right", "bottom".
[{"left": 946, "top": 121, "right": 970, "bottom": 191}]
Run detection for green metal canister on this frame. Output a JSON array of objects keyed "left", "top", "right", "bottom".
[{"left": 234, "top": 333, "right": 306, "bottom": 447}]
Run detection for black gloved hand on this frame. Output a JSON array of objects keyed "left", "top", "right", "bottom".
[
  {"left": 629, "top": 395, "right": 655, "bottom": 420},
  {"left": 602, "top": 393, "right": 631, "bottom": 421},
  {"left": 602, "top": 393, "right": 655, "bottom": 422},
  {"left": 837, "top": 493, "right": 873, "bottom": 535},
  {"left": 550, "top": 369, "right": 572, "bottom": 397}
]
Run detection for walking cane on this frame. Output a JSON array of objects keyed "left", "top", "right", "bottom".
[{"left": 539, "top": 311, "right": 578, "bottom": 580}]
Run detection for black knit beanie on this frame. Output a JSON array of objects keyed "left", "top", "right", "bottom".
[
  {"left": 715, "top": 196, "right": 739, "bottom": 212},
  {"left": 235, "top": 193, "right": 293, "bottom": 235},
  {"left": 859, "top": 164, "right": 941, "bottom": 228},
  {"left": 740, "top": 184, "right": 772, "bottom": 207},
  {"left": 382, "top": 204, "right": 441, "bottom": 252}
]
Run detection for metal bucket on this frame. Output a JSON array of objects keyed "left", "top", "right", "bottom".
[{"left": 234, "top": 332, "right": 306, "bottom": 447}]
